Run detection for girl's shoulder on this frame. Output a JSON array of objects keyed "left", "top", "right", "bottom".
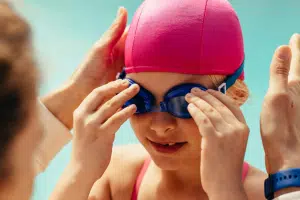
[
  {"left": 89, "top": 144, "right": 149, "bottom": 200},
  {"left": 244, "top": 164, "right": 268, "bottom": 200}
]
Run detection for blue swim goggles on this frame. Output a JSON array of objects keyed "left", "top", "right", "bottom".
[{"left": 118, "top": 61, "right": 244, "bottom": 119}]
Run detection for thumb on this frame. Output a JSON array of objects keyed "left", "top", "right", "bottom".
[
  {"left": 114, "top": 25, "right": 129, "bottom": 58},
  {"left": 289, "top": 33, "right": 300, "bottom": 81},
  {"left": 268, "top": 45, "right": 292, "bottom": 94},
  {"left": 94, "top": 7, "right": 128, "bottom": 56},
  {"left": 112, "top": 26, "right": 129, "bottom": 72}
]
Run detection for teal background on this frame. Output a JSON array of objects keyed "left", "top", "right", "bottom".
[{"left": 12, "top": 0, "right": 300, "bottom": 199}]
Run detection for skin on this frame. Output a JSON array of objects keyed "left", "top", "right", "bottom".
[
  {"left": 260, "top": 34, "right": 300, "bottom": 197},
  {"left": 0, "top": 5, "right": 128, "bottom": 200},
  {"left": 50, "top": 80, "right": 140, "bottom": 200},
  {"left": 0, "top": 100, "right": 43, "bottom": 200},
  {"left": 3, "top": 4, "right": 298, "bottom": 200},
  {"left": 85, "top": 72, "right": 267, "bottom": 200},
  {"left": 48, "top": 7, "right": 268, "bottom": 200},
  {"left": 43, "top": 5, "right": 300, "bottom": 199},
  {"left": 42, "top": 7, "right": 128, "bottom": 130}
]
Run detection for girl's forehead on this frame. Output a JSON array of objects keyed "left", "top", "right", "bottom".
[{"left": 126, "top": 72, "right": 215, "bottom": 93}]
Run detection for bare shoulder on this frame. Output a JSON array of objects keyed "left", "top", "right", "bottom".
[
  {"left": 109, "top": 143, "right": 149, "bottom": 188},
  {"left": 244, "top": 164, "right": 268, "bottom": 200},
  {"left": 89, "top": 144, "right": 148, "bottom": 200}
]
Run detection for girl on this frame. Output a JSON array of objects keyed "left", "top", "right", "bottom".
[
  {"left": 95, "top": 0, "right": 268, "bottom": 198},
  {"left": 51, "top": 0, "right": 267, "bottom": 199}
]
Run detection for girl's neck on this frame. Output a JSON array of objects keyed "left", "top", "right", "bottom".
[{"left": 152, "top": 158, "right": 205, "bottom": 194}]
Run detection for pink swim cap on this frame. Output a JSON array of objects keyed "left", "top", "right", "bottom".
[{"left": 125, "top": 0, "right": 245, "bottom": 79}]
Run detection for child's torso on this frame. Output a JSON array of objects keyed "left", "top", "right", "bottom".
[{"left": 97, "top": 144, "right": 252, "bottom": 200}]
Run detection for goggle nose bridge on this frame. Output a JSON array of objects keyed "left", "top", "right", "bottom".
[
  {"left": 148, "top": 101, "right": 168, "bottom": 113},
  {"left": 159, "top": 101, "right": 168, "bottom": 112}
]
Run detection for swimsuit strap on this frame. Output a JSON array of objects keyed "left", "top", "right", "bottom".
[
  {"left": 131, "top": 158, "right": 250, "bottom": 200},
  {"left": 131, "top": 157, "right": 152, "bottom": 200},
  {"left": 242, "top": 162, "right": 250, "bottom": 182}
]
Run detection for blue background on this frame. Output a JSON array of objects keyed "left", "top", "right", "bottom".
[{"left": 12, "top": 0, "right": 300, "bottom": 199}]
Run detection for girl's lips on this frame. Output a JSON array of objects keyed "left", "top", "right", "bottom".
[{"left": 149, "top": 140, "right": 187, "bottom": 154}]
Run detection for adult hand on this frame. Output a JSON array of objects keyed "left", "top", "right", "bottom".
[
  {"left": 70, "top": 7, "right": 128, "bottom": 96},
  {"left": 42, "top": 7, "right": 129, "bottom": 129},
  {"left": 260, "top": 34, "right": 300, "bottom": 197}
]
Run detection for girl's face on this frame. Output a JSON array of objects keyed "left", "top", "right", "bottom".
[{"left": 127, "top": 72, "right": 216, "bottom": 170}]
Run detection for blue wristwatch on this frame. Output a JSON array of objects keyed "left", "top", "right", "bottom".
[{"left": 264, "top": 168, "right": 300, "bottom": 200}]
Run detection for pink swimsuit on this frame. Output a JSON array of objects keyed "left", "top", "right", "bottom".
[{"left": 131, "top": 157, "right": 250, "bottom": 200}]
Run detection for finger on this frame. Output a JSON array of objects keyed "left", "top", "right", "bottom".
[
  {"left": 186, "top": 93, "right": 229, "bottom": 131},
  {"left": 112, "top": 26, "right": 129, "bottom": 73},
  {"left": 114, "top": 26, "right": 129, "bottom": 58},
  {"left": 289, "top": 33, "right": 300, "bottom": 81},
  {"left": 206, "top": 89, "right": 247, "bottom": 124},
  {"left": 100, "top": 104, "right": 137, "bottom": 134},
  {"left": 187, "top": 103, "right": 216, "bottom": 137},
  {"left": 189, "top": 88, "right": 242, "bottom": 123},
  {"left": 112, "top": 27, "right": 128, "bottom": 72},
  {"left": 94, "top": 84, "right": 139, "bottom": 123},
  {"left": 79, "top": 79, "right": 129, "bottom": 112},
  {"left": 268, "top": 45, "right": 292, "bottom": 93},
  {"left": 93, "top": 7, "right": 128, "bottom": 56}
]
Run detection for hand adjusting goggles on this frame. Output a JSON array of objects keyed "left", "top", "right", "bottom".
[{"left": 118, "top": 61, "right": 244, "bottom": 119}]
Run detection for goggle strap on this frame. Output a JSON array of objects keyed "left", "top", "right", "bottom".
[
  {"left": 118, "top": 69, "right": 126, "bottom": 79},
  {"left": 220, "top": 59, "right": 245, "bottom": 92},
  {"left": 118, "top": 58, "right": 245, "bottom": 93},
  {"left": 218, "top": 82, "right": 227, "bottom": 94}
]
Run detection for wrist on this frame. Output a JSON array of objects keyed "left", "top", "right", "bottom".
[
  {"left": 265, "top": 168, "right": 300, "bottom": 199},
  {"left": 50, "top": 162, "right": 98, "bottom": 200},
  {"left": 275, "top": 187, "right": 300, "bottom": 198},
  {"left": 266, "top": 145, "right": 300, "bottom": 175},
  {"left": 69, "top": 76, "right": 101, "bottom": 100},
  {"left": 65, "top": 161, "right": 99, "bottom": 186},
  {"left": 209, "top": 190, "right": 247, "bottom": 200},
  {"left": 41, "top": 81, "right": 88, "bottom": 129},
  {"left": 68, "top": 157, "right": 107, "bottom": 182},
  {"left": 208, "top": 183, "right": 247, "bottom": 200}
]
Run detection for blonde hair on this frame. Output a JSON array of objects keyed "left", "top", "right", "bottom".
[{"left": 209, "top": 75, "right": 249, "bottom": 106}]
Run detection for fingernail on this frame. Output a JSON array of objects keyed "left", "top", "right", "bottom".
[
  {"left": 122, "top": 80, "right": 128, "bottom": 85},
  {"left": 191, "top": 87, "right": 203, "bottom": 93},
  {"left": 130, "top": 104, "right": 137, "bottom": 111},
  {"left": 291, "top": 33, "right": 300, "bottom": 48},
  {"left": 277, "top": 46, "right": 291, "bottom": 60},
  {"left": 130, "top": 84, "right": 139, "bottom": 90},
  {"left": 117, "top": 7, "right": 124, "bottom": 17},
  {"left": 186, "top": 93, "right": 194, "bottom": 98},
  {"left": 188, "top": 103, "right": 196, "bottom": 109},
  {"left": 291, "top": 33, "right": 300, "bottom": 42}
]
